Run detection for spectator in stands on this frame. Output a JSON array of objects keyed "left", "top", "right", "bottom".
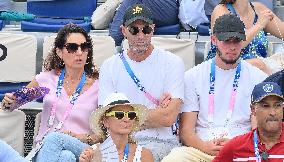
[
  {"left": 1, "top": 24, "right": 99, "bottom": 161},
  {"left": 204, "top": 0, "right": 272, "bottom": 20},
  {"left": 207, "top": 0, "right": 284, "bottom": 74},
  {"left": 100, "top": 3, "right": 184, "bottom": 162},
  {"left": 264, "top": 69, "right": 284, "bottom": 121},
  {"left": 0, "top": 139, "right": 27, "bottom": 162},
  {"left": 36, "top": 93, "right": 154, "bottom": 162},
  {"left": 109, "top": 0, "right": 179, "bottom": 46},
  {"left": 162, "top": 14, "right": 267, "bottom": 162},
  {"left": 213, "top": 82, "right": 284, "bottom": 161}
]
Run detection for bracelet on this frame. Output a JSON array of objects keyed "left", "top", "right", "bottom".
[{"left": 86, "top": 134, "right": 93, "bottom": 145}]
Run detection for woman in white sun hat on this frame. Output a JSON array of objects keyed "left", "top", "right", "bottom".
[
  {"left": 37, "top": 92, "right": 154, "bottom": 162},
  {"left": 80, "top": 92, "right": 153, "bottom": 162}
]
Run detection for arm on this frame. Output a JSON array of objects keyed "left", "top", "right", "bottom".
[
  {"left": 140, "top": 148, "right": 154, "bottom": 162},
  {"left": 79, "top": 147, "right": 94, "bottom": 162},
  {"left": 98, "top": 60, "right": 116, "bottom": 106},
  {"left": 142, "top": 98, "right": 182, "bottom": 128},
  {"left": 1, "top": 79, "right": 39, "bottom": 110},
  {"left": 180, "top": 112, "right": 224, "bottom": 156},
  {"left": 142, "top": 55, "right": 185, "bottom": 129},
  {"left": 256, "top": 5, "right": 284, "bottom": 41},
  {"left": 212, "top": 139, "right": 234, "bottom": 162},
  {"left": 63, "top": 131, "right": 98, "bottom": 145}
]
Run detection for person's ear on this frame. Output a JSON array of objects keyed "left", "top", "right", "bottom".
[
  {"left": 211, "top": 35, "right": 217, "bottom": 46},
  {"left": 102, "top": 117, "right": 109, "bottom": 128},
  {"left": 121, "top": 25, "right": 127, "bottom": 38},
  {"left": 251, "top": 104, "right": 257, "bottom": 116}
]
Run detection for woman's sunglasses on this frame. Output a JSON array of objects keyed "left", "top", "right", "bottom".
[
  {"left": 105, "top": 111, "right": 137, "bottom": 120},
  {"left": 64, "top": 42, "right": 91, "bottom": 53},
  {"left": 127, "top": 25, "right": 153, "bottom": 35}
]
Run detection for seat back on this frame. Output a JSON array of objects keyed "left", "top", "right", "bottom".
[
  {"left": 27, "top": 0, "right": 97, "bottom": 18},
  {"left": 42, "top": 34, "right": 116, "bottom": 68},
  {"left": 0, "top": 33, "right": 36, "bottom": 100},
  {"left": 0, "top": 20, "right": 4, "bottom": 30},
  {"left": 154, "top": 24, "right": 181, "bottom": 35},
  {"left": 0, "top": 109, "right": 26, "bottom": 155}
]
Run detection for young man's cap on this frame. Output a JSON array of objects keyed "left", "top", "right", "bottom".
[
  {"left": 123, "top": 3, "right": 153, "bottom": 27},
  {"left": 213, "top": 14, "right": 246, "bottom": 41},
  {"left": 251, "top": 82, "right": 284, "bottom": 104}
]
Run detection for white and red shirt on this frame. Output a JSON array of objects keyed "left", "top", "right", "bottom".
[{"left": 213, "top": 123, "right": 284, "bottom": 162}]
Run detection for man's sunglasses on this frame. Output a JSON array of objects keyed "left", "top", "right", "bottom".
[
  {"left": 127, "top": 26, "right": 153, "bottom": 35},
  {"left": 64, "top": 42, "right": 91, "bottom": 53},
  {"left": 105, "top": 111, "right": 137, "bottom": 120}
]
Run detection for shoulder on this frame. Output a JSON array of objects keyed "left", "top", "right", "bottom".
[
  {"left": 251, "top": 2, "right": 270, "bottom": 11},
  {"left": 241, "top": 61, "right": 267, "bottom": 78},
  {"left": 211, "top": 4, "right": 230, "bottom": 21},
  {"left": 35, "top": 70, "right": 58, "bottom": 85},
  {"left": 155, "top": 48, "right": 183, "bottom": 62},
  {"left": 185, "top": 60, "right": 210, "bottom": 79},
  {"left": 154, "top": 48, "right": 185, "bottom": 69},
  {"left": 100, "top": 54, "right": 120, "bottom": 71},
  {"left": 85, "top": 77, "right": 99, "bottom": 87}
]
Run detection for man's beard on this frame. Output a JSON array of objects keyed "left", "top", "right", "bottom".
[
  {"left": 128, "top": 39, "right": 151, "bottom": 55},
  {"left": 217, "top": 48, "right": 241, "bottom": 64}
]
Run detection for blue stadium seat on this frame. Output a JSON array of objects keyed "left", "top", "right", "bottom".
[
  {"left": 21, "top": 0, "right": 97, "bottom": 32},
  {"left": 0, "top": 82, "right": 29, "bottom": 101},
  {"left": 154, "top": 24, "right": 180, "bottom": 35},
  {"left": 197, "top": 23, "right": 210, "bottom": 36},
  {"left": 0, "top": 20, "right": 5, "bottom": 30}
]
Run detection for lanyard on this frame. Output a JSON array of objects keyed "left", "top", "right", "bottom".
[
  {"left": 253, "top": 130, "right": 262, "bottom": 162},
  {"left": 119, "top": 52, "right": 159, "bottom": 106},
  {"left": 121, "top": 143, "right": 129, "bottom": 162},
  {"left": 48, "top": 68, "right": 86, "bottom": 129},
  {"left": 254, "top": 130, "right": 269, "bottom": 162},
  {"left": 208, "top": 59, "right": 241, "bottom": 124}
]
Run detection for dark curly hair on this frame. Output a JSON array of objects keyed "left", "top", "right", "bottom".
[
  {"left": 43, "top": 23, "right": 98, "bottom": 79},
  {"left": 220, "top": 0, "right": 236, "bottom": 4}
]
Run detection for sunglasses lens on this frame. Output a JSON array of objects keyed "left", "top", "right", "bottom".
[
  {"left": 114, "top": 112, "right": 124, "bottom": 119},
  {"left": 142, "top": 26, "right": 152, "bottom": 34},
  {"left": 81, "top": 42, "right": 91, "bottom": 52},
  {"left": 128, "top": 112, "right": 137, "bottom": 120},
  {"left": 65, "top": 43, "right": 78, "bottom": 53},
  {"left": 129, "top": 26, "right": 139, "bottom": 35}
]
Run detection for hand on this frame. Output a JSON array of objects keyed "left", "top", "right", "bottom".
[
  {"left": 1, "top": 93, "right": 16, "bottom": 110},
  {"left": 79, "top": 148, "right": 94, "bottom": 162},
  {"left": 214, "top": 138, "right": 230, "bottom": 146},
  {"left": 159, "top": 92, "right": 172, "bottom": 108},
  {"left": 62, "top": 130, "right": 74, "bottom": 137},
  {"left": 202, "top": 139, "right": 224, "bottom": 156},
  {"left": 256, "top": 10, "right": 274, "bottom": 29}
]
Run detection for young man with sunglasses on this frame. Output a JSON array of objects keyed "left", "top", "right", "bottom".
[
  {"left": 162, "top": 14, "right": 267, "bottom": 162},
  {"left": 213, "top": 82, "right": 284, "bottom": 161},
  {"left": 99, "top": 3, "right": 185, "bottom": 162}
]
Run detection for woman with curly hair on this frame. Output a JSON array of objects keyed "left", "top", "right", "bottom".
[{"left": 1, "top": 23, "right": 99, "bottom": 161}]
